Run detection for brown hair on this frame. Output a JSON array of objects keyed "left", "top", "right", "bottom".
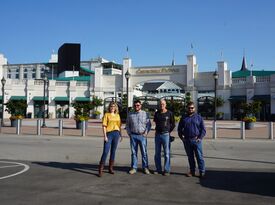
[
  {"left": 108, "top": 102, "right": 119, "bottom": 114},
  {"left": 186, "top": 101, "right": 195, "bottom": 108}
]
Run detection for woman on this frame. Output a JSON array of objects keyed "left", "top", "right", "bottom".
[{"left": 98, "top": 102, "right": 122, "bottom": 177}]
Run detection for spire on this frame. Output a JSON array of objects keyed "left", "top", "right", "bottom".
[
  {"left": 240, "top": 56, "right": 248, "bottom": 71},
  {"left": 171, "top": 52, "right": 175, "bottom": 66}
]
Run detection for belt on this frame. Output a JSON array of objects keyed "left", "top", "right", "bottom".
[{"left": 131, "top": 132, "right": 145, "bottom": 135}]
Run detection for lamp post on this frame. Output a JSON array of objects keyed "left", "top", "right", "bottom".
[
  {"left": 1, "top": 77, "right": 6, "bottom": 127},
  {"left": 125, "top": 70, "right": 130, "bottom": 116},
  {"left": 213, "top": 71, "right": 219, "bottom": 122},
  {"left": 42, "top": 73, "right": 47, "bottom": 128}
]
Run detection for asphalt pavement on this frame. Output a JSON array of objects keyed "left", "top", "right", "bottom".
[{"left": 0, "top": 133, "right": 275, "bottom": 205}]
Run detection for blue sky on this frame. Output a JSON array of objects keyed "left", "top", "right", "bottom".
[{"left": 1, "top": 0, "right": 275, "bottom": 71}]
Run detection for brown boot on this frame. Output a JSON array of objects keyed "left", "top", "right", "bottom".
[
  {"left": 98, "top": 162, "right": 104, "bottom": 177},
  {"left": 109, "top": 160, "right": 115, "bottom": 174}
]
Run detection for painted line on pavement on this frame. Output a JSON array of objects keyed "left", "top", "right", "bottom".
[{"left": 0, "top": 161, "right": 30, "bottom": 180}]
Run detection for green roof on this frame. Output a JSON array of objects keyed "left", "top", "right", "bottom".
[
  {"left": 80, "top": 66, "right": 95, "bottom": 74},
  {"left": 55, "top": 76, "right": 91, "bottom": 81},
  {"left": 232, "top": 70, "right": 275, "bottom": 78},
  {"left": 33, "top": 96, "right": 49, "bottom": 101},
  {"left": 54, "top": 96, "right": 70, "bottom": 102},
  {"left": 75, "top": 97, "right": 90, "bottom": 102},
  {"left": 10, "top": 96, "right": 27, "bottom": 101},
  {"left": 228, "top": 95, "right": 246, "bottom": 102},
  {"left": 251, "top": 95, "right": 270, "bottom": 101}
]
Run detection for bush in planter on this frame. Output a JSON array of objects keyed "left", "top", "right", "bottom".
[
  {"left": 216, "top": 112, "right": 224, "bottom": 120},
  {"left": 72, "top": 102, "right": 94, "bottom": 129},
  {"left": 243, "top": 116, "right": 256, "bottom": 123},
  {"left": 92, "top": 110, "right": 101, "bottom": 119},
  {"left": 5, "top": 100, "right": 27, "bottom": 126}
]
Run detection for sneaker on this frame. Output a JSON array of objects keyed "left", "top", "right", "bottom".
[
  {"left": 186, "top": 172, "right": 196, "bottom": 177},
  {"left": 128, "top": 168, "right": 137, "bottom": 175},
  {"left": 143, "top": 168, "right": 150, "bottom": 175},
  {"left": 153, "top": 170, "right": 162, "bottom": 175},
  {"left": 199, "top": 172, "right": 205, "bottom": 179},
  {"left": 163, "top": 172, "right": 170, "bottom": 176}
]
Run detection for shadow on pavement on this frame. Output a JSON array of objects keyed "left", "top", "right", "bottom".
[
  {"left": 32, "top": 161, "right": 129, "bottom": 176},
  {"left": 200, "top": 170, "right": 275, "bottom": 197}
]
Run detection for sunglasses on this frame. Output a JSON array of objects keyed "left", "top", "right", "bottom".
[
  {"left": 134, "top": 104, "right": 141, "bottom": 107},
  {"left": 188, "top": 107, "right": 195, "bottom": 110}
]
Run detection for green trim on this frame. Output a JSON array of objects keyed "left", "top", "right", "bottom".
[
  {"left": 75, "top": 97, "right": 90, "bottom": 102},
  {"left": 251, "top": 95, "right": 270, "bottom": 101},
  {"left": 54, "top": 97, "right": 69, "bottom": 102},
  {"left": 232, "top": 70, "right": 275, "bottom": 78},
  {"left": 80, "top": 66, "right": 95, "bottom": 74},
  {"left": 33, "top": 96, "right": 49, "bottom": 101},
  {"left": 10, "top": 96, "right": 27, "bottom": 101},
  {"left": 0, "top": 96, "right": 2, "bottom": 101},
  {"left": 55, "top": 76, "right": 91, "bottom": 81},
  {"left": 228, "top": 96, "right": 246, "bottom": 102}
]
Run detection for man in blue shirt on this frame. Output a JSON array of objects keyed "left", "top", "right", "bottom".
[
  {"left": 177, "top": 101, "right": 206, "bottom": 178},
  {"left": 126, "top": 100, "right": 152, "bottom": 175}
]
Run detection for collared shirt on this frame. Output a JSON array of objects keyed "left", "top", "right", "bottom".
[
  {"left": 177, "top": 113, "right": 206, "bottom": 139},
  {"left": 102, "top": 113, "right": 121, "bottom": 133},
  {"left": 126, "top": 110, "right": 151, "bottom": 135}
]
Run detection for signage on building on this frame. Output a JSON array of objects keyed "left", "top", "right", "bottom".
[{"left": 136, "top": 68, "right": 179, "bottom": 74}]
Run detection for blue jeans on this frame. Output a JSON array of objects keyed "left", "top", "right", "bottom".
[
  {"left": 183, "top": 139, "right": 205, "bottom": 174},
  {"left": 100, "top": 130, "right": 120, "bottom": 164},
  {"left": 130, "top": 134, "right": 149, "bottom": 169},
  {"left": 154, "top": 133, "right": 170, "bottom": 173}
]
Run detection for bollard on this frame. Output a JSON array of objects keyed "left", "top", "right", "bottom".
[
  {"left": 269, "top": 122, "right": 274, "bottom": 140},
  {"left": 16, "top": 119, "right": 21, "bottom": 135},
  {"left": 241, "top": 121, "right": 245, "bottom": 140},
  {"left": 37, "top": 119, "right": 41, "bottom": 135},
  {"left": 212, "top": 121, "right": 217, "bottom": 139},
  {"left": 81, "top": 121, "right": 86, "bottom": 137},
  {"left": 59, "top": 119, "right": 63, "bottom": 136}
]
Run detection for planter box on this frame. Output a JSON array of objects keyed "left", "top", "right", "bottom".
[
  {"left": 10, "top": 119, "right": 22, "bottom": 127},
  {"left": 245, "top": 122, "right": 254, "bottom": 130},
  {"left": 76, "top": 120, "right": 88, "bottom": 129}
]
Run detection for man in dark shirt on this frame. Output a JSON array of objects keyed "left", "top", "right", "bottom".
[
  {"left": 177, "top": 101, "right": 206, "bottom": 178},
  {"left": 154, "top": 99, "right": 175, "bottom": 176}
]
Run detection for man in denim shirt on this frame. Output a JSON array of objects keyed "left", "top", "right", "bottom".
[
  {"left": 178, "top": 101, "right": 206, "bottom": 178},
  {"left": 126, "top": 100, "right": 152, "bottom": 175}
]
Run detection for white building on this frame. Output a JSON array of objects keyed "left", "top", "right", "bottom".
[{"left": 0, "top": 52, "right": 275, "bottom": 121}]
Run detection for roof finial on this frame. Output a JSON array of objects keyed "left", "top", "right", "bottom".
[{"left": 171, "top": 52, "right": 175, "bottom": 66}]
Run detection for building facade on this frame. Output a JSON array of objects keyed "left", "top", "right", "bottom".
[{"left": 0, "top": 52, "right": 275, "bottom": 120}]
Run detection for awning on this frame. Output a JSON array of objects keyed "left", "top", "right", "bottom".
[
  {"left": 228, "top": 96, "right": 246, "bottom": 102},
  {"left": 54, "top": 97, "right": 69, "bottom": 102},
  {"left": 75, "top": 97, "right": 90, "bottom": 102},
  {"left": 10, "top": 96, "right": 27, "bottom": 101},
  {"left": 33, "top": 96, "right": 49, "bottom": 101},
  {"left": 251, "top": 95, "right": 270, "bottom": 101}
]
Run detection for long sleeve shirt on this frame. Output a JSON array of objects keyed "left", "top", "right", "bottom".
[
  {"left": 177, "top": 113, "right": 206, "bottom": 140},
  {"left": 126, "top": 110, "right": 151, "bottom": 135},
  {"left": 154, "top": 110, "right": 175, "bottom": 134}
]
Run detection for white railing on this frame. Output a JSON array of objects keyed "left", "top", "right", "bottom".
[
  {"left": 256, "top": 76, "right": 270, "bottom": 83},
  {"left": 34, "top": 80, "right": 44, "bottom": 85},
  {"left": 232, "top": 77, "right": 246, "bottom": 84},
  {"left": 76, "top": 81, "right": 89, "bottom": 86},
  {"left": 56, "top": 81, "right": 69, "bottom": 86}
]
